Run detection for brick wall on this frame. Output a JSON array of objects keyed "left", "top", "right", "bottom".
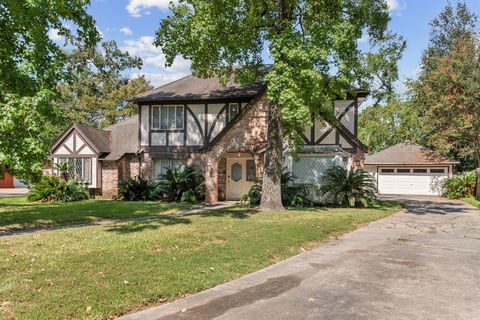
[{"left": 101, "top": 161, "right": 119, "bottom": 198}]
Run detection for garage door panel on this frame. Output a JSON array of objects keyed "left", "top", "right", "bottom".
[{"left": 378, "top": 168, "right": 448, "bottom": 196}]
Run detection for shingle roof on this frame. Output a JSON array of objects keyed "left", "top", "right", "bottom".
[
  {"left": 74, "top": 124, "right": 111, "bottom": 154},
  {"left": 130, "top": 67, "right": 270, "bottom": 103},
  {"left": 365, "top": 141, "right": 459, "bottom": 165},
  {"left": 102, "top": 117, "right": 138, "bottom": 160}
]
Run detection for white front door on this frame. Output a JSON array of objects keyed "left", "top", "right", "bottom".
[{"left": 226, "top": 158, "right": 256, "bottom": 200}]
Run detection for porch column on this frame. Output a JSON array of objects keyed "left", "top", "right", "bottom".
[{"left": 205, "top": 160, "right": 219, "bottom": 204}]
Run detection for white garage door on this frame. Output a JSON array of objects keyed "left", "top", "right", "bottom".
[{"left": 378, "top": 167, "right": 449, "bottom": 195}]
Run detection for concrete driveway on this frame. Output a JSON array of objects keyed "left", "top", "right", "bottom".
[{"left": 121, "top": 196, "right": 480, "bottom": 320}]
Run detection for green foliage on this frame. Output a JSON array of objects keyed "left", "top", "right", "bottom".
[
  {"left": 358, "top": 97, "right": 426, "bottom": 153},
  {"left": 157, "top": 166, "right": 205, "bottom": 203},
  {"left": 0, "top": 1, "right": 99, "bottom": 183},
  {"left": 28, "top": 176, "right": 90, "bottom": 203},
  {"left": 443, "top": 171, "right": 477, "bottom": 199},
  {"left": 154, "top": 0, "right": 396, "bottom": 208},
  {"left": 59, "top": 40, "right": 152, "bottom": 128},
  {"left": 408, "top": 2, "right": 480, "bottom": 168},
  {"left": 318, "top": 166, "right": 378, "bottom": 208},
  {"left": 366, "top": 33, "right": 407, "bottom": 104},
  {"left": 117, "top": 176, "right": 162, "bottom": 201},
  {"left": 241, "top": 172, "right": 310, "bottom": 207}
]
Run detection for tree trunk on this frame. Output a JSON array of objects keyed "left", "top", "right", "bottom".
[
  {"left": 476, "top": 168, "right": 480, "bottom": 199},
  {"left": 260, "top": 102, "right": 285, "bottom": 211}
]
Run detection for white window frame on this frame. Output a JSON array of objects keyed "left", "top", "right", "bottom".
[
  {"left": 58, "top": 157, "right": 92, "bottom": 183},
  {"left": 152, "top": 159, "right": 187, "bottom": 180},
  {"left": 152, "top": 105, "right": 185, "bottom": 130}
]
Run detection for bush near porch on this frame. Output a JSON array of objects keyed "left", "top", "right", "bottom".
[{"left": 0, "top": 198, "right": 403, "bottom": 319}]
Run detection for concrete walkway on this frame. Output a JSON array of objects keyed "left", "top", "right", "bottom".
[{"left": 120, "top": 196, "right": 480, "bottom": 320}]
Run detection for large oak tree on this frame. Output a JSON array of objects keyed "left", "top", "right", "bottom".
[{"left": 155, "top": 0, "right": 394, "bottom": 210}]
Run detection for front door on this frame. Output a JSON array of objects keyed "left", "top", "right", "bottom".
[{"left": 226, "top": 158, "right": 256, "bottom": 200}]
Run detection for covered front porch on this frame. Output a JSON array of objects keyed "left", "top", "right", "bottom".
[{"left": 204, "top": 152, "right": 264, "bottom": 204}]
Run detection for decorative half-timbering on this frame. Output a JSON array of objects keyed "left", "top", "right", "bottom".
[{"left": 50, "top": 67, "right": 370, "bottom": 202}]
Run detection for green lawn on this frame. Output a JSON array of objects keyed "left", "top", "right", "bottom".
[
  {"left": 464, "top": 196, "right": 480, "bottom": 208},
  {"left": 0, "top": 196, "right": 193, "bottom": 231},
  {"left": 0, "top": 200, "right": 402, "bottom": 319}
]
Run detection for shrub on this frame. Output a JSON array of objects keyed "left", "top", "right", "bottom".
[
  {"left": 117, "top": 176, "right": 161, "bottom": 201},
  {"left": 442, "top": 171, "right": 477, "bottom": 199},
  {"left": 318, "top": 166, "right": 377, "bottom": 208},
  {"left": 28, "top": 176, "right": 90, "bottom": 203},
  {"left": 157, "top": 166, "right": 205, "bottom": 203},
  {"left": 241, "top": 172, "right": 310, "bottom": 207}
]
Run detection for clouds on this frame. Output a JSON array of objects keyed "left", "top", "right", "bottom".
[
  {"left": 387, "top": 0, "right": 406, "bottom": 13},
  {"left": 48, "top": 29, "right": 62, "bottom": 41},
  {"left": 121, "top": 36, "right": 190, "bottom": 86},
  {"left": 126, "top": 0, "right": 175, "bottom": 17},
  {"left": 120, "top": 27, "right": 133, "bottom": 35}
]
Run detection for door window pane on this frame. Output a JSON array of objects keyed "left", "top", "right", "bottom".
[
  {"left": 430, "top": 168, "right": 445, "bottom": 173},
  {"left": 381, "top": 168, "right": 394, "bottom": 173},
  {"left": 246, "top": 160, "right": 256, "bottom": 181},
  {"left": 397, "top": 169, "right": 411, "bottom": 173},
  {"left": 413, "top": 169, "right": 428, "bottom": 173},
  {"left": 231, "top": 162, "right": 242, "bottom": 182}
]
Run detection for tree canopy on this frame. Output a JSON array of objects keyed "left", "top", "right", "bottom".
[
  {"left": 59, "top": 40, "right": 152, "bottom": 128},
  {"left": 0, "top": 0, "right": 99, "bottom": 181},
  {"left": 155, "top": 0, "right": 395, "bottom": 209}
]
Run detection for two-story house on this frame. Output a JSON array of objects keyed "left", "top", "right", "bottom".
[{"left": 50, "top": 70, "right": 368, "bottom": 203}]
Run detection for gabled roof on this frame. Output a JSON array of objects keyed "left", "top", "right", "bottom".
[
  {"left": 51, "top": 117, "right": 139, "bottom": 160},
  {"left": 75, "top": 124, "right": 111, "bottom": 153},
  {"left": 130, "top": 66, "right": 270, "bottom": 103},
  {"left": 102, "top": 117, "right": 138, "bottom": 161},
  {"left": 51, "top": 123, "right": 111, "bottom": 154},
  {"left": 365, "top": 141, "right": 460, "bottom": 165}
]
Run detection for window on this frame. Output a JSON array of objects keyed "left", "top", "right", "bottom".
[
  {"left": 246, "top": 160, "right": 256, "bottom": 181},
  {"left": 59, "top": 158, "right": 92, "bottom": 183},
  {"left": 152, "top": 105, "right": 184, "bottom": 130},
  {"left": 231, "top": 162, "right": 242, "bottom": 182},
  {"left": 292, "top": 156, "right": 340, "bottom": 184},
  {"left": 153, "top": 159, "right": 187, "bottom": 179},
  {"left": 413, "top": 169, "right": 428, "bottom": 173},
  {"left": 227, "top": 103, "right": 240, "bottom": 122},
  {"left": 397, "top": 169, "right": 411, "bottom": 173},
  {"left": 430, "top": 168, "right": 445, "bottom": 174},
  {"left": 381, "top": 168, "right": 395, "bottom": 173}
]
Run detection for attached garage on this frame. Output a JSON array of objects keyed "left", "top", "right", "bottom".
[{"left": 365, "top": 142, "right": 459, "bottom": 196}]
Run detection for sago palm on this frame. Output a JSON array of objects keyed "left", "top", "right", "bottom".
[{"left": 319, "top": 166, "right": 377, "bottom": 208}]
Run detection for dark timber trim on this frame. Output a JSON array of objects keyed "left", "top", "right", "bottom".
[
  {"left": 186, "top": 105, "right": 205, "bottom": 145},
  {"left": 207, "top": 103, "right": 228, "bottom": 142}
]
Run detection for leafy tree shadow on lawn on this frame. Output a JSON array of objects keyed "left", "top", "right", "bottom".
[
  {"left": 0, "top": 198, "right": 192, "bottom": 230},
  {"left": 105, "top": 216, "right": 192, "bottom": 234},
  {"left": 104, "top": 206, "right": 259, "bottom": 234}
]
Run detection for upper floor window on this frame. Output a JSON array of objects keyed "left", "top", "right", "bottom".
[
  {"left": 152, "top": 105, "right": 184, "bottom": 130},
  {"left": 227, "top": 103, "right": 240, "bottom": 122}
]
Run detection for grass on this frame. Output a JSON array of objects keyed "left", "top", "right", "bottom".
[
  {"left": 463, "top": 196, "right": 480, "bottom": 208},
  {"left": 0, "top": 196, "right": 193, "bottom": 231},
  {"left": 0, "top": 199, "right": 402, "bottom": 319}
]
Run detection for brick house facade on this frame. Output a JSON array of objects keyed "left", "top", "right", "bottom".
[{"left": 50, "top": 70, "right": 368, "bottom": 202}]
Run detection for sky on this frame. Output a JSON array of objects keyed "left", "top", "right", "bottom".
[{"left": 63, "top": 0, "right": 480, "bottom": 90}]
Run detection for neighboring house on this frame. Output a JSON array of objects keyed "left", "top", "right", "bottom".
[
  {"left": 364, "top": 141, "right": 459, "bottom": 196},
  {"left": 50, "top": 69, "right": 369, "bottom": 203},
  {"left": 0, "top": 164, "right": 25, "bottom": 189}
]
